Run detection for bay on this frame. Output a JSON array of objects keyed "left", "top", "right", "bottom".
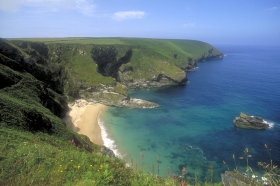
[{"left": 100, "top": 45, "right": 280, "bottom": 183}]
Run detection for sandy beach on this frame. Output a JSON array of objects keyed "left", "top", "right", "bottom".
[{"left": 63, "top": 99, "right": 106, "bottom": 146}]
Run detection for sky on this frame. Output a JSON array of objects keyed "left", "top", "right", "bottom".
[{"left": 0, "top": 0, "right": 280, "bottom": 45}]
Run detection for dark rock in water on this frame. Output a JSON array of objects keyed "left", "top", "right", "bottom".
[{"left": 233, "top": 112, "right": 269, "bottom": 129}]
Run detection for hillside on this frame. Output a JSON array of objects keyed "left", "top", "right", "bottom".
[
  {"left": 7, "top": 37, "right": 223, "bottom": 107},
  {"left": 0, "top": 38, "right": 223, "bottom": 185}
]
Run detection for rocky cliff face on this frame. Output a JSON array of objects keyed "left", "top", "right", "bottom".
[
  {"left": 119, "top": 72, "right": 187, "bottom": 89},
  {"left": 91, "top": 46, "right": 132, "bottom": 78},
  {"left": 79, "top": 82, "right": 158, "bottom": 108}
]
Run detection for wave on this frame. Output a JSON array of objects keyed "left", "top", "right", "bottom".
[
  {"left": 98, "top": 113, "right": 123, "bottom": 158},
  {"left": 263, "top": 119, "right": 274, "bottom": 128}
]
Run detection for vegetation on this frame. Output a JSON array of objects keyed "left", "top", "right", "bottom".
[
  {"left": 9, "top": 37, "right": 222, "bottom": 91},
  {"left": 221, "top": 145, "right": 280, "bottom": 186},
  {"left": 0, "top": 37, "right": 237, "bottom": 185}
]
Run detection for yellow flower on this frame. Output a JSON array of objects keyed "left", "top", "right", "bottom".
[
  {"left": 90, "top": 164, "right": 93, "bottom": 167},
  {"left": 77, "top": 165, "right": 80, "bottom": 169},
  {"left": 60, "top": 165, "right": 62, "bottom": 167},
  {"left": 99, "top": 165, "right": 103, "bottom": 169},
  {"left": 70, "top": 160, "right": 73, "bottom": 162}
]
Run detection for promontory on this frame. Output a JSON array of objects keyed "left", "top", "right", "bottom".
[{"left": 1, "top": 37, "right": 223, "bottom": 108}]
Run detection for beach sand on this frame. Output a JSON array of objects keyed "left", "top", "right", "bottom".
[{"left": 63, "top": 99, "right": 106, "bottom": 146}]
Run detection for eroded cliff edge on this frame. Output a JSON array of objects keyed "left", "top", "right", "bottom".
[{"left": 4, "top": 38, "right": 223, "bottom": 108}]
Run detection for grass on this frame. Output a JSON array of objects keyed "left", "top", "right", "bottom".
[
  {"left": 221, "top": 145, "right": 280, "bottom": 186},
  {"left": 0, "top": 37, "right": 228, "bottom": 185},
  {"left": 8, "top": 37, "right": 126, "bottom": 45},
  {"left": 2, "top": 126, "right": 210, "bottom": 186},
  {"left": 8, "top": 37, "right": 222, "bottom": 89}
]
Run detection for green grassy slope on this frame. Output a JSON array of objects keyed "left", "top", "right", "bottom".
[
  {"left": 0, "top": 38, "right": 224, "bottom": 185},
  {"left": 0, "top": 39, "right": 170, "bottom": 185},
  {"left": 9, "top": 37, "right": 222, "bottom": 89},
  {"left": 7, "top": 38, "right": 222, "bottom": 103}
]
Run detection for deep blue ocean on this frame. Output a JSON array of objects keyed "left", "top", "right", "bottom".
[{"left": 100, "top": 45, "right": 280, "bottom": 183}]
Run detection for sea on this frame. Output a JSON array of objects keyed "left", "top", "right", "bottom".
[{"left": 99, "top": 45, "right": 280, "bottom": 183}]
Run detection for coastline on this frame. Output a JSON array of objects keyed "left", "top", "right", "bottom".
[{"left": 63, "top": 99, "right": 106, "bottom": 146}]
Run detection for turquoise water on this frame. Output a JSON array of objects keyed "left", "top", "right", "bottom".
[{"left": 100, "top": 45, "right": 280, "bottom": 183}]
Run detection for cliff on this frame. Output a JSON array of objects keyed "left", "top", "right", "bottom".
[
  {"left": 0, "top": 37, "right": 223, "bottom": 185},
  {"left": 0, "top": 37, "right": 223, "bottom": 128},
  {"left": 6, "top": 37, "right": 222, "bottom": 107}
]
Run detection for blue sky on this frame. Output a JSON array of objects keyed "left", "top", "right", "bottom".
[{"left": 0, "top": 0, "right": 279, "bottom": 45}]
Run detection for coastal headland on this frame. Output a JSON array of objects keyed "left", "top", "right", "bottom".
[{"left": 0, "top": 37, "right": 224, "bottom": 185}]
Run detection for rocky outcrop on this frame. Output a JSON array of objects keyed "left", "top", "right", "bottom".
[
  {"left": 196, "top": 48, "right": 224, "bottom": 62},
  {"left": 101, "top": 146, "right": 115, "bottom": 158},
  {"left": 179, "top": 49, "right": 224, "bottom": 71},
  {"left": 79, "top": 83, "right": 158, "bottom": 108},
  {"left": 119, "top": 72, "right": 187, "bottom": 89},
  {"left": 4, "top": 38, "right": 223, "bottom": 109},
  {"left": 91, "top": 46, "right": 132, "bottom": 79},
  {"left": 233, "top": 112, "right": 269, "bottom": 129},
  {"left": 221, "top": 171, "right": 255, "bottom": 186}
]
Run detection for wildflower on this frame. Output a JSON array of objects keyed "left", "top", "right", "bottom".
[
  {"left": 90, "top": 164, "right": 93, "bottom": 167},
  {"left": 172, "top": 174, "right": 176, "bottom": 179},
  {"left": 264, "top": 144, "right": 268, "bottom": 149},
  {"left": 252, "top": 174, "right": 256, "bottom": 178},
  {"left": 223, "top": 160, "right": 226, "bottom": 164},
  {"left": 244, "top": 148, "right": 248, "bottom": 153},
  {"left": 60, "top": 165, "right": 62, "bottom": 167},
  {"left": 232, "top": 154, "right": 235, "bottom": 159},
  {"left": 182, "top": 167, "right": 187, "bottom": 173},
  {"left": 180, "top": 180, "right": 185, "bottom": 186},
  {"left": 248, "top": 155, "right": 252, "bottom": 158},
  {"left": 70, "top": 160, "right": 73, "bottom": 162},
  {"left": 71, "top": 139, "right": 75, "bottom": 145},
  {"left": 77, "top": 165, "right": 80, "bottom": 169},
  {"left": 262, "top": 177, "right": 267, "bottom": 181},
  {"left": 239, "top": 157, "right": 244, "bottom": 160},
  {"left": 99, "top": 165, "right": 102, "bottom": 169}
]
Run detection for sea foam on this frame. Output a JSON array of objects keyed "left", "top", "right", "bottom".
[
  {"left": 263, "top": 120, "right": 274, "bottom": 128},
  {"left": 98, "top": 113, "right": 122, "bottom": 158}
]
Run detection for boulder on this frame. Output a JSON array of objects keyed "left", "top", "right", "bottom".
[
  {"left": 221, "top": 171, "right": 255, "bottom": 186},
  {"left": 233, "top": 112, "right": 269, "bottom": 129}
]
